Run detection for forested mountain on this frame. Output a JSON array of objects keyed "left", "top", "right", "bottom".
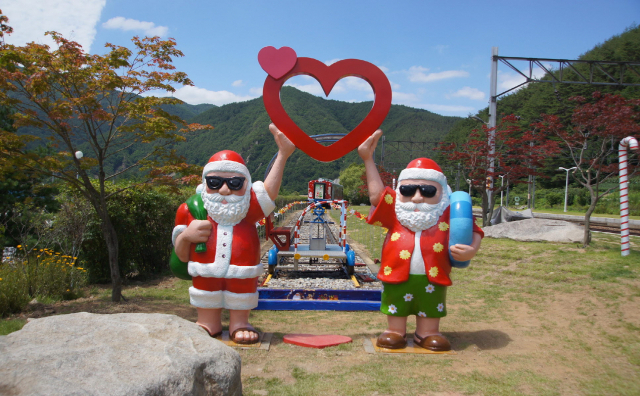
[
  {"left": 177, "top": 86, "right": 461, "bottom": 193},
  {"left": 442, "top": 25, "right": 640, "bottom": 161}
]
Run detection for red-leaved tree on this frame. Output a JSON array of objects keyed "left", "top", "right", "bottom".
[
  {"left": 535, "top": 92, "right": 640, "bottom": 246},
  {"left": 439, "top": 115, "right": 560, "bottom": 226}
]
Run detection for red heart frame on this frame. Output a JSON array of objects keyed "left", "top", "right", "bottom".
[{"left": 263, "top": 57, "right": 392, "bottom": 162}]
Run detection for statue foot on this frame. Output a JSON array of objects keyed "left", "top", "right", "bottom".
[
  {"left": 413, "top": 333, "right": 451, "bottom": 351},
  {"left": 376, "top": 331, "right": 407, "bottom": 349},
  {"left": 230, "top": 326, "right": 260, "bottom": 345}
]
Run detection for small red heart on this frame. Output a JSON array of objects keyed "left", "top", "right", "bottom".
[
  {"left": 263, "top": 57, "right": 392, "bottom": 162},
  {"left": 258, "top": 46, "right": 298, "bottom": 80}
]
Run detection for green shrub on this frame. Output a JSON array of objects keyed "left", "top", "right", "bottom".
[
  {"left": 79, "top": 183, "right": 189, "bottom": 283},
  {"left": 0, "top": 246, "right": 87, "bottom": 316}
]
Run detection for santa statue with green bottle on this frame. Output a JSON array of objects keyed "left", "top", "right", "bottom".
[{"left": 170, "top": 124, "right": 295, "bottom": 345}]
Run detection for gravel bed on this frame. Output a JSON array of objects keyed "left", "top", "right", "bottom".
[{"left": 259, "top": 209, "right": 383, "bottom": 290}]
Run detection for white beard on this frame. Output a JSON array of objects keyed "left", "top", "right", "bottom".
[
  {"left": 201, "top": 189, "right": 251, "bottom": 226},
  {"left": 395, "top": 189, "right": 450, "bottom": 232}
]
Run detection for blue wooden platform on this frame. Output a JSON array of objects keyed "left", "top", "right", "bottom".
[{"left": 255, "top": 288, "right": 382, "bottom": 311}]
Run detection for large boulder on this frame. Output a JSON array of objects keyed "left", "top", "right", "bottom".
[
  {"left": 0, "top": 312, "right": 242, "bottom": 396},
  {"left": 482, "top": 218, "right": 584, "bottom": 243}
]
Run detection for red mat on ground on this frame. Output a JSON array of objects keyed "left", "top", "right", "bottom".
[{"left": 283, "top": 334, "right": 352, "bottom": 349}]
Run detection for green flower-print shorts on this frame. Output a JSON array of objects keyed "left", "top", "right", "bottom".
[{"left": 380, "top": 275, "right": 447, "bottom": 318}]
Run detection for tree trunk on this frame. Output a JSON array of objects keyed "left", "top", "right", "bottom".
[
  {"left": 481, "top": 189, "right": 489, "bottom": 227},
  {"left": 583, "top": 188, "right": 599, "bottom": 247},
  {"left": 99, "top": 211, "right": 122, "bottom": 302}
]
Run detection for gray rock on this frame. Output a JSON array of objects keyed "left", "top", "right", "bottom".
[
  {"left": 0, "top": 313, "right": 242, "bottom": 396},
  {"left": 482, "top": 218, "right": 584, "bottom": 243}
]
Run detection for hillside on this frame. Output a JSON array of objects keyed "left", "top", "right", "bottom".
[
  {"left": 181, "top": 86, "right": 461, "bottom": 192},
  {"left": 440, "top": 25, "right": 640, "bottom": 188}
]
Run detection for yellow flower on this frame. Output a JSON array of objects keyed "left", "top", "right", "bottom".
[
  {"left": 433, "top": 243, "right": 444, "bottom": 253},
  {"left": 384, "top": 194, "right": 393, "bottom": 204},
  {"left": 323, "top": 254, "right": 330, "bottom": 261},
  {"left": 381, "top": 228, "right": 388, "bottom": 234},
  {"left": 373, "top": 221, "right": 383, "bottom": 227},
  {"left": 399, "top": 250, "right": 411, "bottom": 260},
  {"left": 77, "top": 267, "right": 84, "bottom": 270},
  {"left": 0, "top": 278, "right": 3, "bottom": 281},
  {"left": 383, "top": 266, "right": 392, "bottom": 276},
  {"left": 429, "top": 267, "right": 439, "bottom": 277},
  {"left": 294, "top": 253, "right": 301, "bottom": 260},
  {"left": 16, "top": 245, "right": 21, "bottom": 249},
  {"left": 438, "top": 222, "right": 449, "bottom": 231},
  {"left": 390, "top": 232, "right": 401, "bottom": 241}
]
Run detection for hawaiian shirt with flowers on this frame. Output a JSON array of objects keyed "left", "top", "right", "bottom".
[{"left": 367, "top": 187, "right": 483, "bottom": 286}]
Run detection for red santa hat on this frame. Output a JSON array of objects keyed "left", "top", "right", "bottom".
[
  {"left": 398, "top": 158, "right": 448, "bottom": 192},
  {"left": 202, "top": 150, "right": 252, "bottom": 184}
]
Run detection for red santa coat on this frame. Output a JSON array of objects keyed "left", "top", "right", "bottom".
[
  {"left": 368, "top": 187, "right": 483, "bottom": 286},
  {"left": 173, "top": 181, "right": 274, "bottom": 310}
]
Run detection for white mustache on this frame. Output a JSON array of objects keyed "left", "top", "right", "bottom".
[
  {"left": 206, "top": 193, "right": 245, "bottom": 203},
  {"left": 396, "top": 201, "right": 433, "bottom": 212}
]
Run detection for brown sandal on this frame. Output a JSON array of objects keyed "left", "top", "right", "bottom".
[
  {"left": 231, "top": 327, "right": 260, "bottom": 345},
  {"left": 376, "top": 331, "right": 407, "bottom": 349},
  {"left": 413, "top": 333, "right": 451, "bottom": 351},
  {"left": 197, "top": 323, "right": 222, "bottom": 339}
]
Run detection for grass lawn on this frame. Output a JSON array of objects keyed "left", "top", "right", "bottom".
[{"left": 2, "top": 232, "right": 640, "bottom": 395}]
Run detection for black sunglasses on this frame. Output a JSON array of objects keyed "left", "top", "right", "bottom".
[
  {"left": 399, "top": 184, "right": 438, "bottom": 198},
  {"left": 205, "top": 176, "right": 246, "bottom": 191}
]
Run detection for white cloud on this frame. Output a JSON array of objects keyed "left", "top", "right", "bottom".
[
  {"left": 102, "top": 17, "right": 168, "bottom": 37},
  {"left": 448, "top": 87, "right": 486, "bottom": 101},
  {"left": 390, "top": 81, "right": 401, "bottom": 90},
  {"left": 392, "top": 92, "right": 420, "bottom": 104},
  {"left": 422, "top": 104, "right": 476, "bottom": 114},
  {"left": 434, "top": 45, "right": 449, "bottom": 54},
  {"left": 407, "top": 66, "right": 470, "bottom": 83},
  {"left": 154, "top": 86, "right": 257, "bottom": 106},
  {"left": 285, "top": 82, "right": 329, "bottom": 96},
  {"left": 324, "top": 58, "right": 341, "bottom": 66},
  {"left": 232, "top": 80, "right": 244, "bottom": 87},
  {"left": 3, "top": 0, "right": 106, "bottom": 52},
  {"left": 249, "top": 87, "right": 263, "bottom": 96},
  {"left": 496, "top": 65, "right": 548, "bottom": 94}
]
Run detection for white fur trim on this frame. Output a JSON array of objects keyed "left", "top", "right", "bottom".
[
  {"left": 398, "top": 168, "right": 447, "bottom": 186},
  {"left": 214, "top": 224, "right": 233, "bottom": 267},
  {"left": 223, "top": 291, "right": 259, "bottom": 310},
  {"left": 202, "top": 160, "right": 251, "bottom": 184},
  {"left": 188, "top": 262, "right": 263, "bottom": 279},
  {"left": 196, "top": 183, "right": 204, "bottom": 194},
  {"left": 226, "top": 263, "right": 263, "bottom": 279},
  {"left": 172, "top": 225, "right": 187, "bottom": 246},
  {"left": 252, "top": 181, "right": 276, "bottom": 215},
  {"left": 189, "top": 260, "right": 229, "bottom": 278},
  {"left": 189, "top": 287, "right": 223, "bottom": 308}
]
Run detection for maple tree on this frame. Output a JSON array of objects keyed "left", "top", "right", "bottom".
[
  {"left": 439, "top": 115, "right": 560, "bottom": 226},
  {"left": 358, "top": 166, "right": 397, "bottom": 203},
  {"left": 0, "top": 31, "right": 210, "bottom": 302},
  {"left": 535, "top": 92, "right": 640, "bottom": 246}
]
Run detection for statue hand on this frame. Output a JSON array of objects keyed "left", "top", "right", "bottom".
[
  {"left": 183, "top": 220, "right": 212, "bottom": 243},
  {"left": 449, "top": 244, "right": 478, "bottom": 262},
  {"left": 358, "top": 129, "right": 383, "bottom": 161},
  {"left": 269, "top": 123, "right": 296, "bottom": 159}
]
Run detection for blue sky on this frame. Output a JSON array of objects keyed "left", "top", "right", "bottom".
[{"left": 3, "top": 0, "right": 639, "bottom": 116}]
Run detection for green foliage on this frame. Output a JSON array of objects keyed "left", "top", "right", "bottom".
[
  {"left": 339, "top": 163, "right": 368, "bottom": 204},
  {"left": 79, "top": 183, "right": 189, "bottom": 283},
  {"left": 0, "top": 247, "right": 87, "bottom": 316}
]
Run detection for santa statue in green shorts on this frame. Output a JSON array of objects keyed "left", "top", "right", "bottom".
[{"left": 358, "top": 130, "right": 484, "bottom": 351}]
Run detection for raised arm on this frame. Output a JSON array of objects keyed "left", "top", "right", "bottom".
[
  {"left": 358, "top": 129, "right": 384, "bottom": 206},
  {"left": 264, "top": 123, "right": 296, "bottom": 200}
]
